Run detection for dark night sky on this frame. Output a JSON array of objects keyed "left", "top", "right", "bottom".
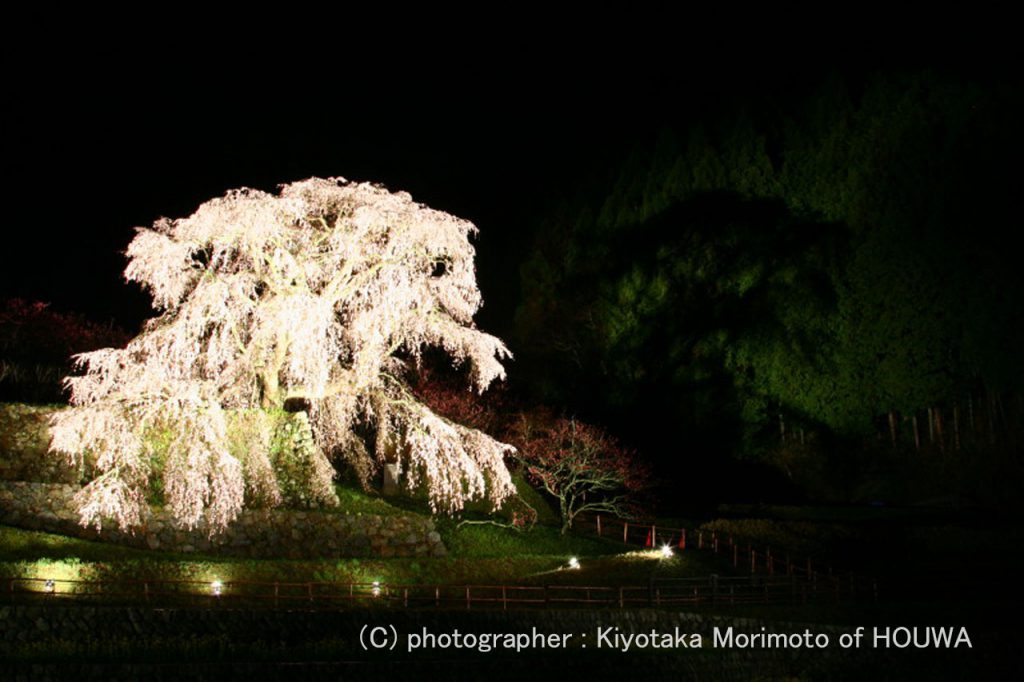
[
  {"left": 3, "top": 34, "right": 1015, "bottom": 339},
  {"left": 2, "top": 57, "right": 642, "bottom": 332},
  {"left": 0, "top": 56, "right": 710, "bottom": 334}
]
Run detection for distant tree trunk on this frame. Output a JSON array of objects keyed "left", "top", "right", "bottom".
[
  {"left": 912, "top": 414, "right": 921, "bottom": 451},
  {"left": 988, "top": 390, "right": 997, "bottom": 445},
  {"left": 934, "top": 409, "right": 945, "bottom": 453},
  {"left": 779, "top": 414, "right": 786, "bottom": 443},
  {"left": 1016, "top": 394, "right": 1024, "bottom": 445},
  {"left": 927, "top": 408, "right": 935, "bottom": 443},
  {"left": 798, "top": 428, "right": 805, "bottom": 446},
  {"left": 968, "top": 393, "right": 975, "bottom": 440},
  {"left": 953, "top": 404, "right": 961, "bottom": 451},
  {"left": 1017, "top": 394, "right": 1024, "bottom": 436},
  {"left": 888, "top": 411, "right": 898, "bottom": 448}
]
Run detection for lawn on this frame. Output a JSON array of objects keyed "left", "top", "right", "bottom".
[{"left": 0, "top": 516, "right": 727, "bottom": 600}]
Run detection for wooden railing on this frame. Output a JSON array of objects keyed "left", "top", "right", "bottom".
[
  {"left": 2, "top": 573, "right": 875, "bottom": 610},
  {"left": 576, "top": 515, "right": 845, "bottom": 583}
]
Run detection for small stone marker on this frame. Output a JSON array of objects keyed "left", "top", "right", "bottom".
[{"left": 382, "top": 463, "right": 401, "bottom": 496}]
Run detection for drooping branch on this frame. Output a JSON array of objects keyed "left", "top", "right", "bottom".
[{"left": 50, "top": 177, "right": 515, "bottom": 531}]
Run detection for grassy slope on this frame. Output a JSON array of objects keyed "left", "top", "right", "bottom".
[{"left": 0, "top": 478, "right": 725, "bottom": 589}]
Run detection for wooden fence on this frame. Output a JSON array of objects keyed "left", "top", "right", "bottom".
[
  {"left": 2, "top": 573, "right": 874, "bottom": 610},
  {"left": 575, "top": 514, "right": 841, "bottom": 583}
]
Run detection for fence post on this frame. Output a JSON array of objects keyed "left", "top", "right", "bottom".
[
  {"left": 751, "top": 548, "right": 756, "bottom": 573},
  {"left": 733, "top": 544, "right": 738, "bottom": 568},
  {"left": 651, "top": 524, "right": 657, "bottom": 547},
  {"left": 618, "top": 586, "right": 624, "bottom": 608},
  {"left": 502, "top": 585, "right": 507, "bottom": 610},
  {"left": 435, "top": 586, "right": 440, "bottom": 607},
  {"left": 767, "top": 548, "right": 773, "bottom": 576},
  {"left": 698, "top": 531, "right": 704, "bottom": 549},
  {"left": 275, "top": 582, "right": 280, "bottom": 608},
  {"left": 596, "top": 515, "right": 602, "bottom": 537},
  {"left": 679, "top": 528, "right": 686, "bottom": 550},
  {"left": 713, "top": 534, "right": 718, "bottom": 553},
  {"left": 466, "top": 586, "right": 471, "bottom": 610},
  {"left": 623, "top": 521, "right": 629, "bottom": 544},
  {"left": 404, "top": 588, "right": 409, "bottom": 608}
]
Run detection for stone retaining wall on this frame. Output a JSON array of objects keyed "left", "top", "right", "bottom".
[
  {"left": 0, "top": 481, "right": 445, "bottom": 558},
  {"left": 0, "top": 605, "right": 985, "bottom": 681},
  {"left": 0, "top": 404, "right": 79, "bottom": 484}
]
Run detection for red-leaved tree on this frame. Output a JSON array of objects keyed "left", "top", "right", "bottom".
[{"left": 510, "top": 411, "right": 648, "bottom": 534}]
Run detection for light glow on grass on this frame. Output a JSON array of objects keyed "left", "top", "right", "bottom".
[
  {"left": 22, "top": 560, "right": 83, "bottom": 593},
  {"left": 211, "top": 580, "right": 223, "bottom": 597},
  {"left": 567, "top": 557, "right": 580, "bottom": 569}
]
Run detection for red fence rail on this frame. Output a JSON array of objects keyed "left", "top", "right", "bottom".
[{"left": 575, "top": 515, "right": 846, "bottom": 584}]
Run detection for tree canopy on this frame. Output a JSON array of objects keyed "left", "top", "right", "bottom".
[
  {"left": 515, "top": 71, "right": 1024, "bottom": 462},
  {"left": 50, "top": 178, "right": 515, "bottom": 531}
]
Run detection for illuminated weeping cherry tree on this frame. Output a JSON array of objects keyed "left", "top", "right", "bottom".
[{"left": 49, "top": 178, "right": 516, "bottom": 531}]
